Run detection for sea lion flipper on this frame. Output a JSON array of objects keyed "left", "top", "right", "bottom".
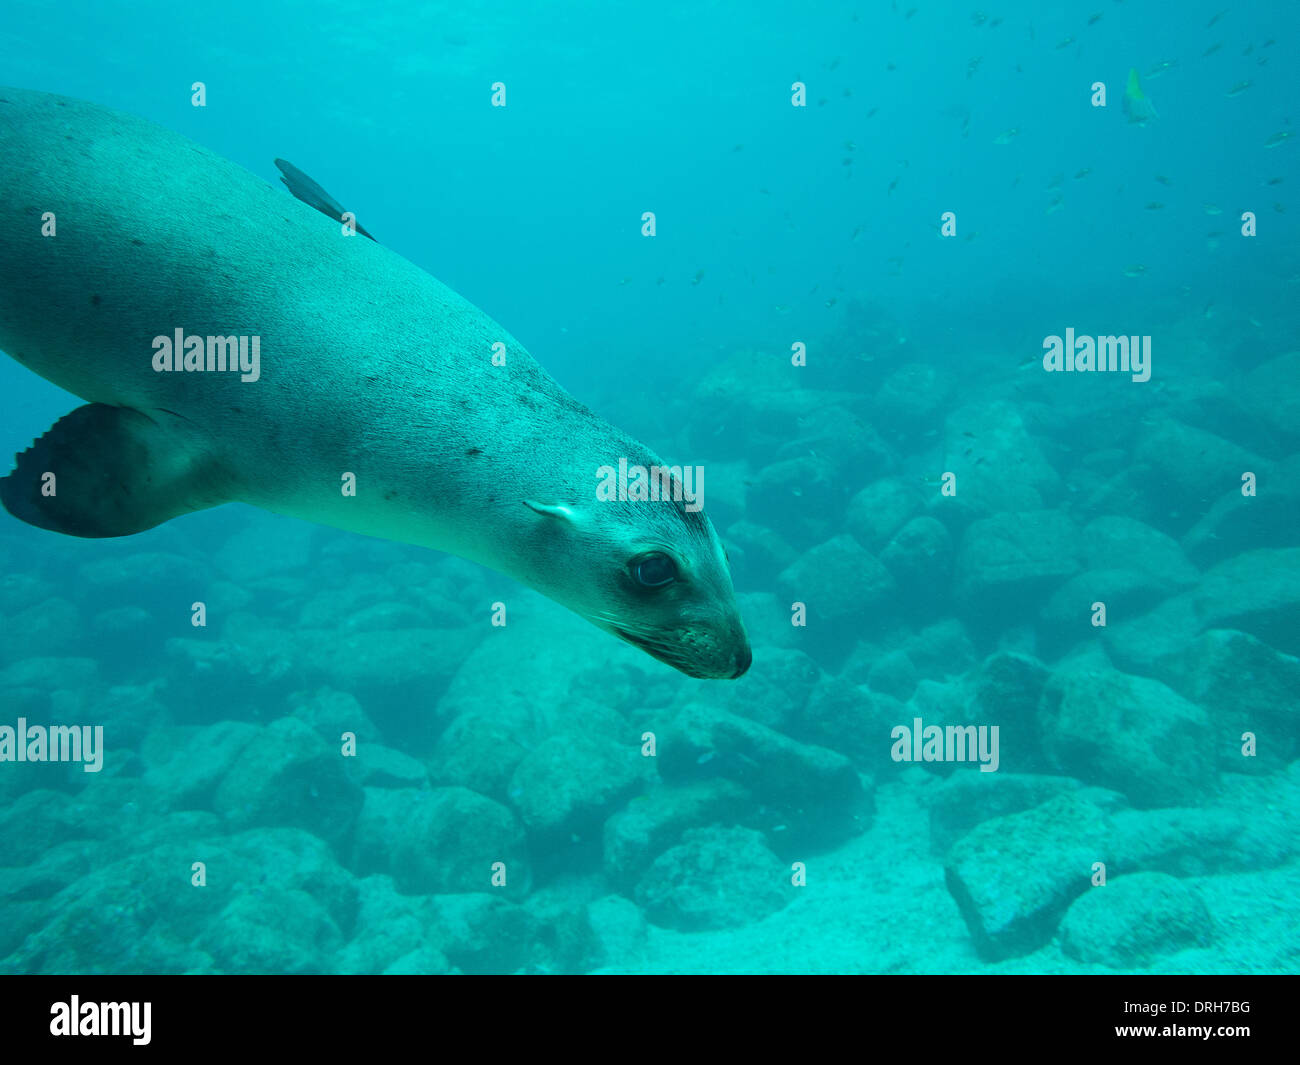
[
  {"left": 0, "top": 404, "right": 224, "bottom": 538},
  {"left": 274, "top": 157, "right": 377, "bottom": 242}
]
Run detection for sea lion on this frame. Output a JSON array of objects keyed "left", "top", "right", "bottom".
[{"left": 0, "top": 87, "right": 751, "bottom": 679}]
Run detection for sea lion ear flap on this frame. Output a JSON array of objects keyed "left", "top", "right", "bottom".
[{"left": 523, "top": 500, "right": 576, "bottom": 522}]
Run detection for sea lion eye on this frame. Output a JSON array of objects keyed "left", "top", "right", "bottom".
[{"left": 633, "top": 552, "right": 677, "bottom": 587}]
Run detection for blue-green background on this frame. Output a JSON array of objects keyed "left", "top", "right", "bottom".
[{"left": 0, "top": 0, "right": 1296, "bottom": 973}]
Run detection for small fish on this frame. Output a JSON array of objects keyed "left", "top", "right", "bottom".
[
  {"left": 1056, "top": 35, "right": 1074, "bottom": 49},
  {"left": 1202, "top": 42, "right": 1222, "bottom": 57},
  {"left": 1145, "top": 60, "right": 1177, "bottom": 79},
  {"left": 1074, "top": 167, "right": 1092, "bottom": 179},
  {"left": 1123, "top": 264, "right": 1147, "bottom": 277},
  {"left": 1088, "top": 13, "right": 1102, "bottom": 26},
  {"left": 1204, "top": 203, "right": 1222, "bottom": 215},
  {"left": 1264, "top": 131, "right": 1292, "bottom": 148},
  {"left": 1154, "top": 175, "right": 1172, "bottom": 185},
  {"left": 1146, "top": 202, "right": 1164, "bottom": 210},
  {"left": 971, "top": 12, "right": 987, "bottom": 26},
  {"left": 274, "top": 158, "right": 377, "bottom": 241},
  {"left": 1124, "top": 68, "right": 1158, "bottom": 125},
  {"left": 994, "top": 127, "right": 1020, "bottom": 144},
  {"left": 1048, "top": 172, "right": 1064, "bottom": 189},
  {"left": 1267, "top": 176, "right": 1284, "bottom": 185},
  {"left": 1226, "top": 80, "right": 1253, "bottom": 97},
  {"left": 691, "top": 270, "right": 704, "bottom": 285},
  {"left": 1207, "top": 10, "right": 1225, "bottom": 27},
  {"left": 867, "top": 107, "right": 879, "bottom": 118},
  {"left": 967, "top": 56, "right": 982, "bottom": 78},
  {"left": 1045, "top": 197, "right": 1064, "bottom": 215}
]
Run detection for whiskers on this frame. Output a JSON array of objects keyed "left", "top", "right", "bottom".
[
  {"left": 587, "top": 610, "right": 656, "bottom": 640},
  {"left": 582, "top": 609, "right": 702, "bottom": 674}
]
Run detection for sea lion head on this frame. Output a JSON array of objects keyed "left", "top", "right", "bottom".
[{"left": 520, "top": 465, "right": 751, "bottom": 679}]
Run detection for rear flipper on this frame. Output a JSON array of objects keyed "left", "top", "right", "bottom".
[{"left": 1, "top": 404, "right": 225, "bottom": 537}]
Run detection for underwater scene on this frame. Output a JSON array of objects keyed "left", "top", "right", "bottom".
[{"left": 0, "top": 0, "right": 1297, "bottom": 977}]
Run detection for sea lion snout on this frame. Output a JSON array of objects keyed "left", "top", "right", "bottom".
[
  {"left": 731, "top": 642, "right": 752, "bottom": 679},
  {"left": 610, "top": 616, "right": 749, "bottom": 680},
  {"left": 520, "top": 485, "right": 750, "bottom": 678}
]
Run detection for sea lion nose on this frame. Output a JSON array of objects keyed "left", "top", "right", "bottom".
[{"left": 731, "top": 643, "right": 752, "bottom": 678}]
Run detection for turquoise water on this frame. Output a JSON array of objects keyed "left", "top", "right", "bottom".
[{"left": 1, "top": 0, "right": 1297, "bottom": 973}]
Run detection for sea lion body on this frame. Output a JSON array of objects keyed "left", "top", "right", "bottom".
[{"left": 0, "top": 87, "right": 750, "bottom": 678}]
